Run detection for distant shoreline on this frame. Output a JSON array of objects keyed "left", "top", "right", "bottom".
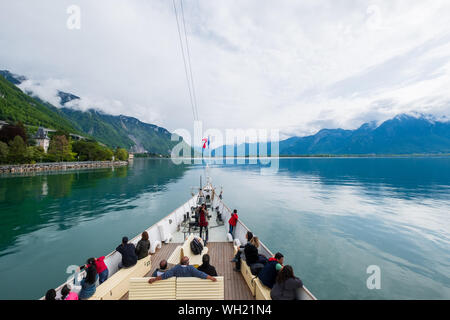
[{"left": 172, "top": 153, "right": 450, "bottom": 159}]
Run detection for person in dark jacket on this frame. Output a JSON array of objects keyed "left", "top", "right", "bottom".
[
  {"left": 257, "top": 252, "right": 284, "bottom": 289},
  {"left": 78, "top": 264, "right": 98, "bottom": 300},
  {"left": 199, "top": 204, "right": 209, "bottom": 245},
  {"left": 135, "top": 231, "right": 151, "bottom": 260},
  {"left": 152, "top": 260, "right": 169, "bottom": 277},
  {"left": 270, "top": 265, "right": 303, "bottom": 300},
  {"left": 197, "top": 254, "right": 218, "bottom": 276},
  {"left": 244, "top": 238, "right": 260, "bottom": 265},
  {"left": 80, "top": 257, "right": 109, "bottom": 284},
  {"left": 116, "top": 236, "right": 138, "bottom": 269},
  {"left": 231, "top": 231, "right": 253, "bottom": 271}
]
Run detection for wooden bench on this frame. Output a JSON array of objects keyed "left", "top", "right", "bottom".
[
  {"left": 254, "top": 278, "right": 272, "bottom": 300},
  {"left": 240, "top": 260, "right": 256, "bottom": 296},
  {"left": 89, "top": 255, "right": 151, "bottom": 300},
  {"left": 167, "top": 245, "right": 182, "bottom": 266},
  {"left": 176, "top": 277, "right": 224, "bottom": 300},
  {"left": 129, "top": 277, "right": 176, "bottom": 300},
  {"left": 180, "top": 234, "right": 209, "bottom": 267}
]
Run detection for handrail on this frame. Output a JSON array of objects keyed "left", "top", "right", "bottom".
[
  {"left": 212, "top": 187, "right": 317, "bottom": 300},
  {"left": 40, "top": 193, "right": 197, "bottom": 300}
]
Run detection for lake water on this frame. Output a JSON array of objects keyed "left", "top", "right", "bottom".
[{"left": 0, "top": 158, "right": 449, "bottom": 300}]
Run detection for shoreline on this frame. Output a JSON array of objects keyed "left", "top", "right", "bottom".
[
  {"left": 0, "top": 160, "right": 129, "bottom": 175},
  {"left": 172, "top": 154, "right": 450, "bottom": 160}
]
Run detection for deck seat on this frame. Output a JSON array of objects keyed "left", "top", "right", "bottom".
[
  {"left": 180, "top": 234, "right": 208, "bottom": 267},
  {"left": 129, "top": 277, "right": 176, "bottom": 300},
  {"left": 176, "top": 277, "right": 224, "bottom": 300},
  {"left": 254, "top": 278, "right": 272, "bottom": 300},
  {"left": 89, "top": 255, "right": 151, "bottom": 300},
  {"left": 167, "top": 245, "right": 183, "bottom": 265},
  {"left": 240, "top": 260, "right": 256, "bottom": 296}
]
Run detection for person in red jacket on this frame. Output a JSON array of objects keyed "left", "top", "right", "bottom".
[
  {"left": 81, "top": 256, "right": 109, "bottom": 284},
  {"left": 199, "top": 204, "right": 209, "bottom": 245},
  {"left": 228, "top": 209, "right": 238, "bottom": 237}
]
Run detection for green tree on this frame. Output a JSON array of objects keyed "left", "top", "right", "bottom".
[
  {"left": 0, "top": 141, "right": 9, "bottom": 163},
  {"left": 8, "top": 135, "right": 27, "bottom": 163},
  {"left": 72, "top": 140, "right": 114, "bottom": 161},
  {"left": 48, "top": 135, "right": 75, "bottom": 162},
  {"left": 26, "top": 146, "right": 45, "bottom": 163},
  {"left": 114, "top": 148, "right": 129, "bottom": 161}
]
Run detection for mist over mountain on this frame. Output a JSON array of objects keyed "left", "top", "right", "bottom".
[{"left": 0, "top": 70, "right": 184, "bottom": 155}]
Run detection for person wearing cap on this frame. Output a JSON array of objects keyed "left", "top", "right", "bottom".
[
  {"left": 116, "top": 236, "right": 138, "bottom": 269},
  {"left": 257, "top": 252, "right": 284, "bottom": 289}
]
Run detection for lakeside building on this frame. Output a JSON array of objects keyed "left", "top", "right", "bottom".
[{"left": 34, "top": 127, "right": 50, "bottom": 153}]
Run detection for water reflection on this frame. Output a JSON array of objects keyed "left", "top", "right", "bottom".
[
  {"left": 0, "top": 157, "right": 449, "bottom": 299},
  {"left": 206, "top": 157, "right": 450, "bottom": 299},
  {"left": 0, "top": 160, "right": 188, "bottom": 255}
]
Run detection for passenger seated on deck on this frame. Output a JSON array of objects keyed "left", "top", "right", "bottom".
[
  {"left": 147, "top": 256, "right": 217, "bottom": 284},
  {"left": 249, "top": 236, "right": 268, "bottom": 265},
  {"left": 197, "top": 254, "right": 218, "bottom": 276},
  {"left": 270, "top": 265, "right": 303, "bottom": 300},
  {"left": 78, "top": 263, "right": 98, "bottom": 300},
  {"left": 135, "top": 231, "right": 151, "bottom": 260},
  {"left": 116, "top": 236, "right": 138, "bottom": 269},
  {"left": 257, "top": 252, "right": 284, "bottom": 289},
  {"left": 80, "top": 257, "right": 109, "bottom": 284},
  {"left": 230, "top": 231, "right": 253, "bottom": 271},
  {"left": 45, "top": 289, "right": 56, "bottom": 300},
  {"left": 61, "top": 284, "right": 79, "bottom": 300},
  {"left": 151, "top": 259, "right": 169, "bottom": 277}
]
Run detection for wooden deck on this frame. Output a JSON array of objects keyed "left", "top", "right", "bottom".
[{"left": 121, "top": 241, "right": 254, "bottom": 300}]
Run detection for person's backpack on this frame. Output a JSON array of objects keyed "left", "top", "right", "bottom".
[
  {"left": 250, "top": 263, "right": 265, "bottom": 276},
  {"left": 190, "top": 238, "right": 203, "bottom": 255}
]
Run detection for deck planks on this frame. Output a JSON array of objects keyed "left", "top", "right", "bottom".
[{"left": 120, "top": 241, "right": 254, "bottom": 300}]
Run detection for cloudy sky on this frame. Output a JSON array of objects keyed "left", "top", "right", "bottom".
[{"left": 1, "top": 0, "right": 450, "bottom": 140}]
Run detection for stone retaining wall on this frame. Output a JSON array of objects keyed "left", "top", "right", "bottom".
[{"left": 0, "top": 161, "right": 128, "bottom": 174}]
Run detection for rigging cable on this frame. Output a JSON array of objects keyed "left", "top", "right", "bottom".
[
  {"left": 172, "top": 0, "right": 199, "bottom": 121},
  {"left": 180, "top": 0, "right": 199, "bottom": 121}
]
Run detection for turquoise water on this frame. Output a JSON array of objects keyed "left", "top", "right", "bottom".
[{"left": 0, "top": 158, "right": 449, "bottom": 299}]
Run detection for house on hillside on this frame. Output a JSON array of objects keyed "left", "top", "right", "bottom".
[{"left": 34, "top": 127, "right": 50, "bottom": 153}]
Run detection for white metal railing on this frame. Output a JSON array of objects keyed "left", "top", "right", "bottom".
[
  {"left": 211, "top": 187, "right": 317, "bottom": 300},
  {"left": 41, "top": 194, "right": 197, "bottom": 300}
]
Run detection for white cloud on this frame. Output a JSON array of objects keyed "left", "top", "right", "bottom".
[{"left": 1, "top": 0, "right": 450, "bottom": 138}]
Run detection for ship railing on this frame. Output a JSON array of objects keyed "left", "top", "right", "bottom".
[
  {"left": 42, "top": 194, "right": 199, "bottom": 300},
  {"left": 211, "top": 187, "right": 317, "bottom": 301}
]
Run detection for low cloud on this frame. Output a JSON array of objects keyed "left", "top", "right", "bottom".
[{"left": 1, "top": 0, "right": 450, "bottom": 138}]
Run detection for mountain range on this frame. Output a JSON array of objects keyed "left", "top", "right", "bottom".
[
  {"left": 211, "top": 113, "right": 450, "bottom": 156},
  {"left": 1, "top": 69, "right": 449, "bottom": 156},
  {"left": 0, "top": 70, "right": 184, "bottom": 155}
]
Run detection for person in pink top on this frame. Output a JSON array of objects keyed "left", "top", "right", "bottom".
[{"left": 61, "top": 285, "right": 78, "bottom": 300}]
